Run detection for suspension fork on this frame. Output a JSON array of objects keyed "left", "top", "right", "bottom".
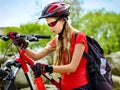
[{"left": 4, "top": 61, "right": 21, "bottom": 90}]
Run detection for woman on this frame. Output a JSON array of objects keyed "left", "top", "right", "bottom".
[{"left": 24, "top": 2, "right": 88, "bottom": 90}]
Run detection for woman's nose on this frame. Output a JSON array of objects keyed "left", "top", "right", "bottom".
[{"left": 50, "top": 27, "right": 54, "bottom": 30}]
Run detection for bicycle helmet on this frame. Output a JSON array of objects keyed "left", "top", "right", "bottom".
[{"left": 39, "top": 2, "right": 70, "bottom": 19}]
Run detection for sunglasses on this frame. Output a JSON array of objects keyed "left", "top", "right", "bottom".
[{"left": 48, "top": 18, "right": 61, "bottom": 27}]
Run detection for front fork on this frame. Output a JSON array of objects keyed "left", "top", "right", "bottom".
[{"left": 4, "top": 61, "right": 21, "bottom": 90}]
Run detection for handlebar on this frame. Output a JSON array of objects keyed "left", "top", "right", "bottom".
[
  {"left": 0, "top": 35, "right": 9, "bottom": 41},
  {"left": 0, "top": 33, "right": 50, "bottom": 42},
  {"left": 27, "top": 34, "right": 50, "bottom": 41},
  {"left": 29, "top": 34, "right": 50, "bottom": 39},
  {"left": 0, "top": 32, "right": 59, "bottom": 89}
]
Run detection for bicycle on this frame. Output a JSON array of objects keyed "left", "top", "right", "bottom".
[{"left": 0, "top": 32, "right": 59, "bottom": 90}]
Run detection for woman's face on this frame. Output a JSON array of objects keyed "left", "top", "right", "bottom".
[{"left": 46, "top": 17, "right": 64, "bottom": 35}]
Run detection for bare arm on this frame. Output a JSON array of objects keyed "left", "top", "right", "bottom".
[
  {"left": 53, "top": 43, "right": 85, "bottom": 73},
  {"left": 24, "top": 36, "right": 57, "bottom": 60},
  {"left": 24, "top": 44, "right": 55, "bottom": 60}
]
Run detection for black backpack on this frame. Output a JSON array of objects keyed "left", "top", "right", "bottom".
[{"left": 74, "top": 32, "right": 113, "bottom": 90}]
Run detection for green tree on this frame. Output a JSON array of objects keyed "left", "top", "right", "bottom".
[
  {"left": 60, "top": 0, "right": 120, "bottom": 54},
  {"left": 0, "top": 23, "right": 53, "bottom": 53},
  {"left": 78, "top": 10, "right": 120, "bottom": 54}
]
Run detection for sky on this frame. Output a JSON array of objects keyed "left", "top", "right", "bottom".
[{"left": 0, "top": 0, "right": 120, "bottom": 27}]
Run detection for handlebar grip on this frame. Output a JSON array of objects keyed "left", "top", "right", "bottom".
[
  {"left": 0, "top": 35, "right": 9, "bottom": 41},
  {"left": 33, "top": 34, "right": 50, "bottom": 39}
]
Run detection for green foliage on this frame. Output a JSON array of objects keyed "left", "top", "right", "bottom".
[
  {"left": 61, "top": 0, "right": 120, "bottom": 54},
  {"left": 0, "top": 23, "right": 54, "bottom": 53},
  {"left": 76, "top": 10, "right": 120, "bottom": 54}
]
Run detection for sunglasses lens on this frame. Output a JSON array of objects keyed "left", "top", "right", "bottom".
[
  {"left": 48, "top": 21, "right": 57, "bottom": 27},
  {"left": 48, "top": 18, "right": 61, "bottom": 27}
]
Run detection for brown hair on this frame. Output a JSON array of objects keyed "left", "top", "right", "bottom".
[{"left": 54, "top": 21, "right": 77, "bottom": 65}]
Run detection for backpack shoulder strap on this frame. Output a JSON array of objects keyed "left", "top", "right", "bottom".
[
  {"left": 83, "top": 52, "right": 95, "bottom": 64},
  {"left": 74, "top": 32, "right": 79, "bottom": 41}
]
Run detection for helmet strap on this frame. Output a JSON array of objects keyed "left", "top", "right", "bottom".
[{"left": 58, "top": 18, "right": 67, "bottom": 40}]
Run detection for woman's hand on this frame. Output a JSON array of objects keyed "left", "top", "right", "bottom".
[
  {"left": 7, "top": 32, "right": 28, "bottom": 49},
  {"left": 31, "top": 63, "right": 53, "bottom": 78}
]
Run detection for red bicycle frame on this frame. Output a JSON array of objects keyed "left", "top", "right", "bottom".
[
  {"left": 15, "top": 49, "right": 46, "bottom": 90},
  {"left": 0, "top": 33, "right": 60, "bottom": 90}
]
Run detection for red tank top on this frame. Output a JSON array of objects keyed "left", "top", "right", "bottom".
[{"left": 61, "top": 32, "right": 88, "bottom": 90}]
